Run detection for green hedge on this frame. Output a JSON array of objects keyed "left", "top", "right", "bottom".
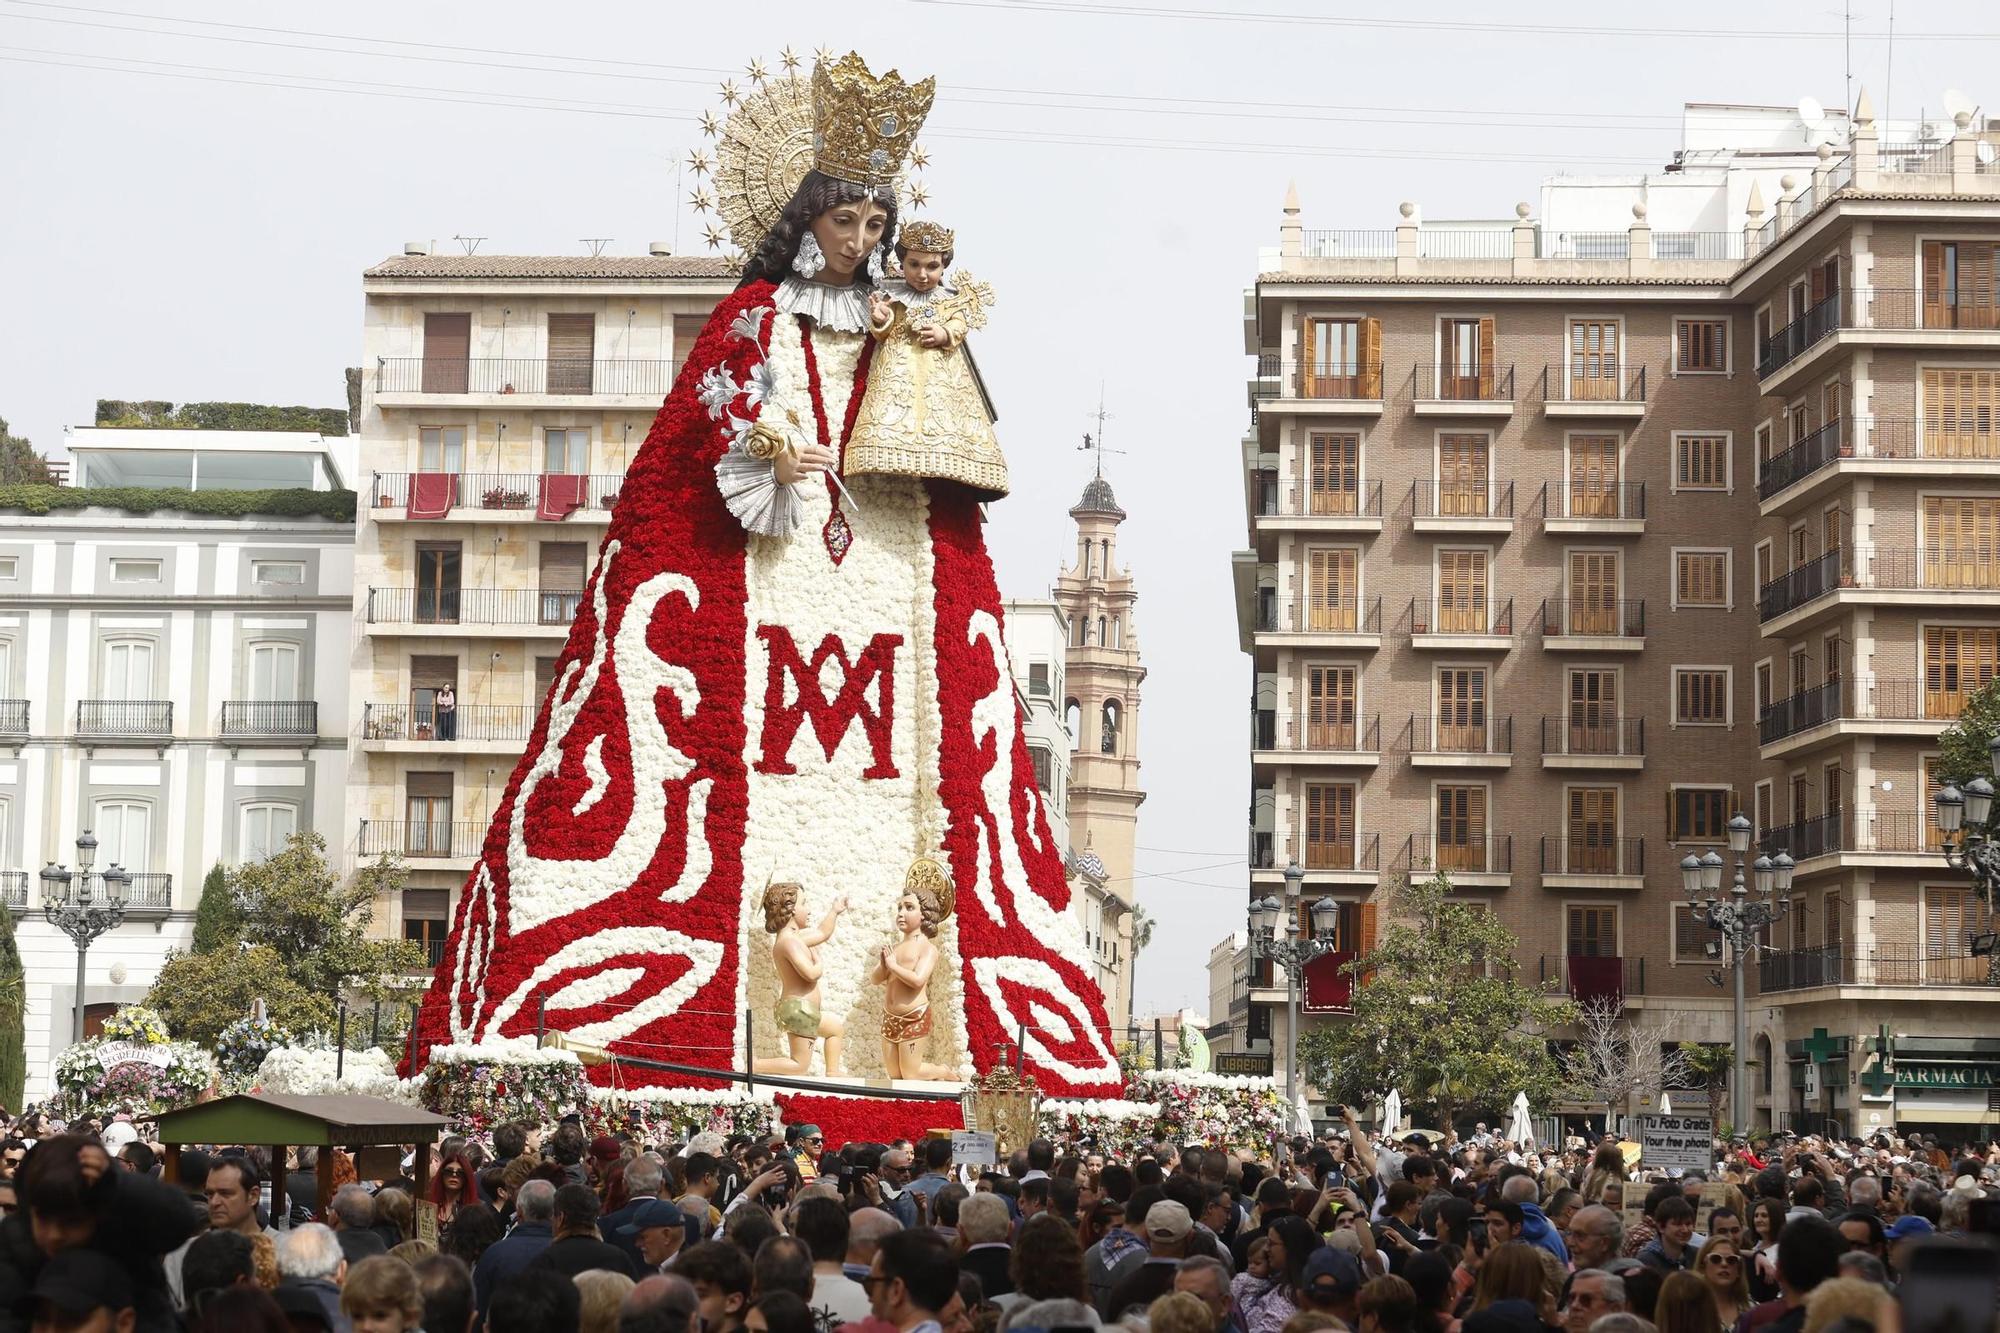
[
  {"left": 94, "top": 400, "right": 350, "bottom": 436},
  {"left": 0, "top": 485, "right": 355, "bottom": 521}
]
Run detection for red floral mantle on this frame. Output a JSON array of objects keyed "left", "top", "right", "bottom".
[{"left": 773, "top": 1092, "right": 962, "bottom": 1150}]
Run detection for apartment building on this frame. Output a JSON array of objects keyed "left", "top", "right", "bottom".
[
  {"left": 1221, "top": 94, "right": 2000, "bottom": 1137},
  {"left": 3, "top": 427, "right": 353, "bottom": 1090},
  {"left": 347, "top": 248, "right": 734, "bottom": 960}
]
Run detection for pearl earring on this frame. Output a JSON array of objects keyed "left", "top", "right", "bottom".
[{"left": 792, "top": 232, "right": 826, "bottom": 278}]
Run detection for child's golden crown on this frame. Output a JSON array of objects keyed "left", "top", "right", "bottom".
[
  {"left": 899, "top": 219, "right": 955, "bottom": 253},
  {"left": 812, "top": 52, "right": 935, "bottom": 189}
]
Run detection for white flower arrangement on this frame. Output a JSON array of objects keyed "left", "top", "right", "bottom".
[
  {"left": 427, "top": 1038, "right": 583, "bottom": 1069},
  {"left": 1041, "top": 1098, "right": 1161, "bottom": 1122},
  {"left": 256, "top": 1046, "right": 420, "bottom": 1104},
  {"left": 1134, "top": 1070, "right": 1281, "bottom": 1093}
]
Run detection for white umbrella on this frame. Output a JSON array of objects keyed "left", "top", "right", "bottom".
[
  {"left": 1659, "top": 1091, "right": 1672, "bottom": 1115},
  {"left": 1507, "top": 1090, "right": 1534, "bottom": 1146},
  {"left": 1383, "top": 1088, "right": 1403, "bottom": 1136}
]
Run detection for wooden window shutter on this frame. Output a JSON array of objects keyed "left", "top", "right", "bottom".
[
  {"left": 1964, "top": 244, "right": 1998, "bottom": 330},
  {"left": 1298, "top": 316, "right": 1318, "bottom": 396},
  {"left": 1924, "top": 242, "right": 1950, "bottom": 327},
  {"left": 1477, "top": 318, "right": 1496, "bottom": 398},
  {"left": 1359, "top": 901, "right": 1377, "bottom": 954},
  {"left": 1359, "top": 318, "right": 1383, "bottom": 398},
  {"left": 547, "top": 313, "right": 596, "bottom": 394}
]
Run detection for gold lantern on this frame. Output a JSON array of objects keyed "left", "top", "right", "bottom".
[{"left": 960, "top": 1047, "right": 1042, "bottom": 1158}]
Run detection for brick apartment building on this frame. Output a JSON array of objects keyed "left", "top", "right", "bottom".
[{"left": 1215, "top": 93, "right": 2000, "bottom": 1138}]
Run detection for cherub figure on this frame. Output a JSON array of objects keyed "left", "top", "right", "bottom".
[
  {"left": 868, "top": 858, "right": 956, "bottom": 1081},
  {"left": 755, "top": 881, "right": 849, "bottom": 1076}
]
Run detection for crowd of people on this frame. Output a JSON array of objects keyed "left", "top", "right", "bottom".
[{"left": 0, "top": 1108, "right": 1993, "bottom": 1333}]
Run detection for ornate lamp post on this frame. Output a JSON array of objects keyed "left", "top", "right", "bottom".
[
  {"left": 39, "top": 830, "right": 132, "bottom": 1046},
  {"left": 1930, "top": 733, "right": 2000, "bottom": 982},
  {"left": 1680, "top": 813, "right": 1791, "bottom": 1131},
  {"left": 1248, "top": 859, "right": 1342, "bottom": 1112}
]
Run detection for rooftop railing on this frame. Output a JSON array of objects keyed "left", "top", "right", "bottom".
[{"left": 376, "top": 357, "right": 674, "bottom": 396}]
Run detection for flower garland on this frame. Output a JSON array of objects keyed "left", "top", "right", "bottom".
[
  {"left": 419, "top": 1040, "right": 593, "bottom": 1135},
  {"left": 589, "top": 1086, "right": 777, "bottom": 1143},
  {"left": 52, "top": 1036, "right": 215, "bottom": 1121},
  {"left": 773, "top": 1092, "right": 961, "bottom": 1149},
  {"left": 1038, "top": 1098, "right": 1161, "bottom": 1158}
]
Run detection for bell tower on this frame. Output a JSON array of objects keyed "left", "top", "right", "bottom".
[{"left": 1054, "top": 468, "right": 1146, "bottom": 1029}]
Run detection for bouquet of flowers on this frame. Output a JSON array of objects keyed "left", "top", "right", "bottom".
[
  {"left": 1136, "top": 1071, "right": 1289, "bottom": 1152},
  {"left": 216, "top": 1015, "right": 296, "bottom": 1089},
  {"left": 52, "top": 1037, "right": 215, "bottom": 1121},
  {"left": 97, "top": 1005, "right": 171, "bottom": 1046},
  {"left": 1038, "top": 1097, "right": 1161, "bottom": 1157},
  {"left": 591, "top": 1087, "right": 777, "bottom": 1143},
  {"left": 419, "top": 1039, "right": 593, "bottom": 1136}
]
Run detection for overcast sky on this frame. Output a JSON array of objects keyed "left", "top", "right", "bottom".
[{"left": 1, "top": 0, "right": 1990, "bottom": 1015}]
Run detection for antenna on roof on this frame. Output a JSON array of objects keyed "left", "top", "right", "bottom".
[
  {"left": 1078, "top": 387, "right": 1124, "bottom": 480},
  {"left": 581, "top": 238, "right": 612, "bottom": 258},
  {"left": 452, "top": 235, "right": 486, "bottom": 256}
]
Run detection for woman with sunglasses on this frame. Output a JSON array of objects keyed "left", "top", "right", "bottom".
[
  {"left": 427, "top": 1151, "right": 479, "bottom": 1230},
  {"left": 1694, "top": 1236, "right": 1750, "bottom": 1330}
]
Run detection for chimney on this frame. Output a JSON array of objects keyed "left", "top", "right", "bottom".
[
  {"left": 404, "top": 240, "right": 431, "bottom": 256},
  {"left": 649, "top": 241, "right": 673, "bottom": 257}
]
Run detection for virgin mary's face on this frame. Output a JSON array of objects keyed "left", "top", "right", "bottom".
[{"left": 808, "top": 195, "right": 888, "bottom": 284}]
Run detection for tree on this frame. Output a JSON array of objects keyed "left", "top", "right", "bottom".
[
  {"left": 1128, "top": 904, "right": 1155, "bottom": 1009},
  {"left": 1297, "top": 873, "right": 1574, "bottom": 1129},
  {"left": 0, "top": 905, "right": 23, "bottom": 1111},
  {"left": 190, "top": 863, "right": 242, "bottom": 954},
  {"left": 0, "top": 418, "right": 53, "bottom": 486},
  {"left": 1559, "top": 998, "right": 1693, "bottom": 1124},
  {"left": 1937, "top": 677, "right": 2000, "bottom": 798},
  {"left": 144, "top": 834, "right": 424, "bottom": 1044},
  {"left": 1680, "top": 1042, "right": 1736, "bottom": 1136}
]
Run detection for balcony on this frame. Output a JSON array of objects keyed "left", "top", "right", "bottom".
[
  {"left": 75, "top": 701, "right": 172, "bottom": 740},
  {"left": 1256, "top": 480, "right": 1384, "bottom": 534},
  {"left": 1247, "top": 829, "right": 1276, "bottom": 871},
  {"left": 1758, "top": 944, "right": 1994, "bottom": 993},
  {"left": 0, "top": 701, "right": 26, "bottom": 735},
  {"left": 361, "top": 701, "right": 535, "bottom": 754},
  {"left": 1756, "top": 289, "right": 2000, "bottom": 392},
  {"left": 1538, "top": 836, "right": 1645, "bottom": 890},
  {"left": 1758, "top": 677, "right": 1951, "bottom": 755},
  {"left": 1758, "top": 417, "right": 2000, "bottom": 510},
  {"left": 8, "top": 870, "right": 173, "bottom": 915},
  {"left": 1407, "top": 714, "right": 1513, "bottom": 768},
  {"left": 0, "top": 872, "right": 23, "bottom": 909},
  {"left": 1759, "top": 545, "right": 2000, "bottom": 632},
  {"left": 1759, "top": 809, "right": 1939, "bottom": 870},
  {"left": 1540, "top": 954, "right": 1646, "bottom": 1006},
  {"left": 1540, "top": 716, "right": 1644, "bottom": 770},
  {"left": 1539, "top": 482, "right": 1645, "bottom": 536},
  {"left": 1411, "top": 481, "right": 1514, "bottom": 535},
  {"left": 1541, "top": 363, "right": 1646, "bottom": 418},
  {"left": 1411, "top": 363, "right": 1516, "bottom": 417},
  {"left": 1249, "top": 355, "right": 1384, "bottom": 415},
  {"left": 1256, "top": 596, "right": 1384, "bottom": 649},
  {"left": 220, "top": 701, "right": 318, "bottom": 739},
  {"left": 1396, "top": 833, "right": 1512, "bottom": 887},
  {"left": 1300, "top": 834, "right": 1381, "bottom": 876},
  {"left": 1757, "top": 293, "right": 1842, "bottom": 379},
  {"left": 357, "top": 818, "right": 488, "bottom": 866},
  {"left": 1252, "top": 712, "right": 1381, "bottom": 767},
  {"left": 1407, "top": 597, "right": 1513, "bottom": 651},
  {"left": 374, "top": 357, "right": 674, "bottom": 407},
  {"left": 1539, "top": 598, "right": 1645, "bottom": 651},
  {"left": 365, "top": 587, "right": 584, "bottom": 638},
  {"left": 370, "top": 472, "right": 624, "bottom": 523}
]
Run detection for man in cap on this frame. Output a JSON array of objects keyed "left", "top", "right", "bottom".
[
  {"left": 1299, "top": 1248, "right": 1363, "bottom": 1328},
  {"left": 19, "top": 1249, "right": 136, "bottom": 1333},
  {"left": 621, "top": 1198, "right": 691, "bottom": 1274},
  {"left": 1102, "top": 1200, "right": 1193, "bottom": 1320}
]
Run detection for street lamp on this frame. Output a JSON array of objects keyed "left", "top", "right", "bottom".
[
  {"left": 40, "top": 830, "right": 131, "bottom": 1047},
  {"left": 1681, "top": 812, "right": 1790, "bottom": 1131},
  {"left": 1248, "top": 858, "right": 1343, "bottom": 1114},
  {"left": 1931, "top": 734, "right": 2000, "bottom": 982}
]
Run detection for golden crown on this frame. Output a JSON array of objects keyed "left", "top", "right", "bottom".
[
  {"left": 898, "top": 219, "right": 955, "bottom": 253},
  {"left": 812, "top": 52, "right": 935, "bottom": 189}
]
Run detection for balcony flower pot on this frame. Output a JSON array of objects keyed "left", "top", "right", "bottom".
[
  {"left": 1839, "top": 573, "right": 1856, "bottom": 588},
  {"left": 1838, "top": 443, "right": 1854, "bottom": 458},
  {"left": 502, "top": 384, "right": 516, "bottom": 394}
]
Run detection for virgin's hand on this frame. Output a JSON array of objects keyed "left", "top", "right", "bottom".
[{"left": 776, "top": 444, "right": 836, "bottom": 485}]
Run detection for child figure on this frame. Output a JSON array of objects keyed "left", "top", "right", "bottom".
[{"left": 849, "top": 219, "right": 1008, "bottom": 500}]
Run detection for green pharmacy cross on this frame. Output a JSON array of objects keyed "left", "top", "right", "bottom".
[
  {"left": 1859, "top": 1025, "right": 1895, "bottom": 1097},
  {"left": 1801, "top": 1027, "right": 1840, "bottom": 1065}
]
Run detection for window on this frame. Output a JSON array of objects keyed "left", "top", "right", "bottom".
[
  {"left": 246, "top": 641, "right": 300, "bottom": 701},
  {"left": 1923, "top": 497, "right": 2000, "bottom": 588},
  {"left": 1675, "top": 434, "right": 1730, "bottom": 492},
  {"left": 1300, "top": 316, "right": 1381, "bottom": 398},
  {"left": 1675, "top": 668, "right": 1730, "bottom": 725},
  {"left": 1671, "top": 787, "right": 1732, "bottom": 842},
  {"left": 419, "top": 426, "right": 466, "bottom": 474},
  {"left": 239, "top": 803, "right": 297, "bottom": 862},
  {"left": 1921, "top": 241, "right": 2000, "bottom": 330},
  {"left": 1676, "top": 318, "right": 1727, "bottom": 373},
  {"left": 1101, "top": 699, "right": 1121, "bottom": 755},
  {"left": 1029, "top": 745, "right": 1054, "bottom": 796},
  {"left": 1435, "top": 785, "right": 1489, "bottom": 871},
  {"left": 1564, "top": 549, "right": 1622, "bottom": 636},
  {"left": 1064, "top": 698, "right": 1081, "bottom": 749},
  {"left": 109, "top": 559, "right": 160, "bottom": 583},
  {"left": 1925, "top": 627, "right": 2000, "bottom": 719},
  {"left": 1672, "top": 905, "right": 1719, "bottom": 963},
  {"left": 1566, "top": 435, "right": 1620, "bottom": 517},
  {"left": 415, "top": 543, "right": 462, "bottom": 623},
  {"left": 1437, "top": 435, "right": 1490, "bottom": 516},
  {"left": 100, "top": 639, "right": 155, "bottom": 699},
  {"left": 544, "top": 428, "right": 589, "bottom": 475},
  {"left": 0, "top": 557, "right": 17, "bottom": 579},
  {"left": 1308, "top": 548, "right": 1359, "bottom": 630},
  {"left": 404, "top": 888, "right": 451, "bottom": 969},
  {"left": 1675, "top": 551, "right": 1730, "bottom": 608},
  {"left": 1304, "top": 783, "right": 1357, "bottom": 869},
  {"left": 93, "top": 800, "right": 152, "bottom": 872},
  {"left": 1439, "top": 317, "right": 1495, "bottom": 399},
  {"left": 1437, "top": 549, "right": 1490, "bottom": 632},
  {"left": 1788, "top": 400, "right": 1811, "bottom": 445},
  {"left": 250, "top": 559, "right": 305, "bottom": 585},
  {"left": 1435, "top": 667, "right": 1487, "bottom": 752},
  {"left": 1566, "top": 788, "right": 1620, "bottom": 873},
  {"left": 1922, "top": 885, "right": 1988, "bottom": 982},
  {"left": 1568, "top": 905, "right": 1618, "bottom": 957},
  {"left": 1027, "top": 662, "right": 1051, "bottom": 698},
  {"left": 1568, "top": 319, "right": 1621, "bottom": 399},
  {"left": 1309, "top": 665, "right": 1359, "bottom": 749},
  {"left": 404, "top": 773, "right": 455, "bottom": 857},
  {"left": 547, "top": 312, "right": 596, "bottom": 394},
  {"left": 1308, "top": 432, "right": 1361, "bottom": 515},
  {"left": 1923, "top": 368, "right": 2000, "bottom": 458},
  {"left": 421, "top": 312, "right": 472, "bottom": 393},
  {"left": 1566, "top": 669, "right": 1618, "bottom": 755}
]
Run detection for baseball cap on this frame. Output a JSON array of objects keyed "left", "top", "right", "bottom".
[
  {"left": 590, "top": 1135, "right": 623, "bottom": 1163},
  {"left": 1884, "top": 1215, "right": 1935, "bottom": 1241},
  {"left": 618, "top": 1197, "right": 688, "bottom": 1235},
  {"left": 1144, "top": 1200, "right": 1193, "bottom": 1242},
  {"left": 17, "top": 1250, "right": 132, "bottom": 1317},
  {"left": 1304, "top": 1246, "right": 1363, "bottom": 1298}
]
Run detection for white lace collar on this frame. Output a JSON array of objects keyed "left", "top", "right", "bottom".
[
  {"left": 879, "top": 278, "right": 955, "bottom": 303},
  {"left": 773, "top": 277, "right": 872, "bottom": 334}
]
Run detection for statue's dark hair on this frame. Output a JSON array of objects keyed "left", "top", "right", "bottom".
[{"left": 738, "top": 170, "right": 899, "bottom": 289}]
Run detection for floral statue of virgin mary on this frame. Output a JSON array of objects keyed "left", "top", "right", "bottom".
[{"left": 409, "top": 52, "right": 1123, "bottom": 1097}]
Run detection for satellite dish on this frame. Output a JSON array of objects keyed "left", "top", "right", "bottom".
[
  {"left": 1943, "top": 89, "right": 1976, "bottom": 121},
  {"left": 1798, "top": 96, "right": 1825, "bottom": 125}
]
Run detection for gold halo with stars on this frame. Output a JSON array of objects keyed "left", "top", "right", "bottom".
[{"left": 688, "top": 50, "right": 929, "bottom": 262}]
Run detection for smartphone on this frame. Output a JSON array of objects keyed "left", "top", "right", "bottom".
[{"left": 1898, "top": 1239, "right": 1999, "bottom": 1333}]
